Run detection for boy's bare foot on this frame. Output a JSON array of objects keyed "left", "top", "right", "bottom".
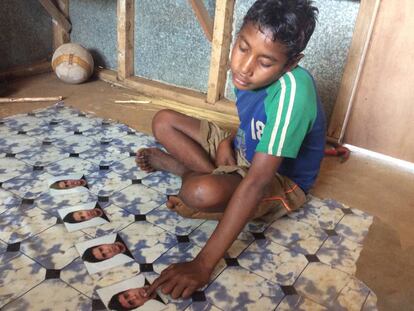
[
  {"left": 166, "top": 195, "right": 196, "bottom": 218},
  {"left": 136, "top": 148, "right": 187, "bottom": 176}
]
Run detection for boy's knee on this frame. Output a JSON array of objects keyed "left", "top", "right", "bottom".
[
  {"left": 179, "top": 176, "right": 217, "bottom": 211},
  {"left": 152, "top": 109, "right": 175, "bottom": 139}
]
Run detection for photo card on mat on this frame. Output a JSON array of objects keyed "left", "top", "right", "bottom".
[
  {"left": 97, "top": 274, "right": 167, "bottom": 311},
  {"left": 58, "top": 202, "right": 109, "bottom": 232},
  {"left": 75, "top": 233, "right": 134, "bottom": 275}
]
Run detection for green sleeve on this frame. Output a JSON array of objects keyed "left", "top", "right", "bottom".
[{"left": 256, "top": 69, "right": 317, "bottom": 158}]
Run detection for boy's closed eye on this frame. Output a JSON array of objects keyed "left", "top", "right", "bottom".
[
  {"left": 238, "top": 37, "right": 278, "bottom": 68},
  {"left": 259, "top": 61, "right": 274, "bottom": 68},
  {"left": 258, "top": 54, "right": 278, "bottom": 68},
  {"left": 238, "top": 41, "right": 249, "bottom": 53}
]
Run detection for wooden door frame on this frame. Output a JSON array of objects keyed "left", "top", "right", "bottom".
[{"left": 110, "top": 0, "right": 237, "bottom": 118}]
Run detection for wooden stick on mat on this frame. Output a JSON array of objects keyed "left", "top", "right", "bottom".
[
  {"left": 0, "top": 96, "right": 63, "bottom": 103},
  {"left": 114, "top": 100, "right": 151, "bottom": 104}
]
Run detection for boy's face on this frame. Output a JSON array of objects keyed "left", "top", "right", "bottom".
[{"left": 230, "top": 22, "right": 300, "bottom": 91}]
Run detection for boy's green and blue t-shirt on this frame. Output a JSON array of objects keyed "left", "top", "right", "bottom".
[{"left": 234, "top": 66, "right": 326, "bottom": 193}]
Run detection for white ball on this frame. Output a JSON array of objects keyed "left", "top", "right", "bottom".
[{"left": 52, "top": 43, "right": 94, "bottom": 84}]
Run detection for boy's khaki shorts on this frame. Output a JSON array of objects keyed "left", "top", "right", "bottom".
[{"left": 170, "top": 120, "right": 307, "bottom": 221}]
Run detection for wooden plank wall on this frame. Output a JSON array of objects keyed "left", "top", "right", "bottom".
[
  {"left": 327, "top": 0, "right": 381, "bottom": 142},
  {"left": 343, "top": 0, "right": 414, "bottom": 162}
]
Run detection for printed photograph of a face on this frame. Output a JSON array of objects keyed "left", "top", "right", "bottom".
[
  {"left": 75, "top": 233, "right": 134, "bottom": 275},
  {"left": 97, "top": 274, "right": 167, "bottom": 311},
  {"left": 58, "top": 202, "right": 109, "bottom": 232},
  {"left": 48, "top": 173, "right": 89, "bottom": 195}
]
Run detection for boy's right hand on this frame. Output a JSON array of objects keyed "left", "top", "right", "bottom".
[
  {"left": 215, "top": 137, "right": 236, "bottom": 166},
  {"left": 144, "top": 259, "right": 213, "bottom": 299}
]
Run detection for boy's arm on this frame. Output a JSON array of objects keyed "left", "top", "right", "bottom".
[{"left": 145, "top": 152, "right": 282, "bottom": 299}]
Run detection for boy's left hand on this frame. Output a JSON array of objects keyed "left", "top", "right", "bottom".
[{"left": 145, "top": 259, "right": 212, "bottom": 299}]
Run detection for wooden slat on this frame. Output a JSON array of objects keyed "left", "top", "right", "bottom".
[
  {"left": 96, "top": 68, "right": 237, "bottom": 116},
  {"left": 206, "top": 0, "right": 235, "bottom": 104},
  {"left": 52, "top": 0, "right": 70, "bottom": 50},
  {"left": 327, "top": 0, "right": 381, "bottom": 142},
  {"left": 0, "top": 60, "right": 52, "bottom": 81},
  {"left": 117, "top": 0, "right": 135, "bottom": 81},
  {"left": 38, "top": 0, "right": 71, "bottom": 33},
  {"left": 188, "top": 0, "right": 214, "bottom": 42}
]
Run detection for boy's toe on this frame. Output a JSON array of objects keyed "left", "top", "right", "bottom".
[{"left": 166, "top": 195, "right": 182, "bottom": 210}]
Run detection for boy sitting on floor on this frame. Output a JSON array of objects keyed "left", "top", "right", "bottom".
[{"left": 137, "top": 0, "right": 325, "bottom": 299}]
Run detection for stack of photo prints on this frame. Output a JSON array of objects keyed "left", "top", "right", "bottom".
[{"left": 53, "top": 174, "right": 168, "bottom": 311}]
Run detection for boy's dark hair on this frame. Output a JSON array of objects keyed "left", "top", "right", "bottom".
[
  {"left": 242, "top": 0, "right": 318, "bottom": 58},
  {"left": 108, "top": 291, "right": 131, "bottom": 311},
  {"left": 62, "top": 211, "right": 79, "bottom": 224},
  {"left": 81, "top": 246, "right": 102, "bottom": 263}
]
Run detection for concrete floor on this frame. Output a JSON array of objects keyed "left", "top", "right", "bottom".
[{"left": 2, "top": 73, "right": 414, "bottom": 311}]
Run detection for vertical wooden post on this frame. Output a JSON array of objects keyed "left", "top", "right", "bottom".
[
  {"left": 52, "top": 0, "right": 70, "bottom": 49},
  {"left": 206, "top": 0, "right": 235, "bottom": 104},
  {"left": 117, "top": 0, "right": 135, "bottom": 81}
]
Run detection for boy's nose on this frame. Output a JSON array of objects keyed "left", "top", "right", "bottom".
[{"left": 240, "top": 57, "right": 254, "bottom": 76}]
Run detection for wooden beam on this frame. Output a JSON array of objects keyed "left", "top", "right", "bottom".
[
  {"left": 38, "top": 0, "right": 71, "bottom": 33},
  {"left": 188, "top": 0, "right": 214, "bottom": 42},
  {"left": 96, "top": 68, "right": 238, "bottom": 127},
  {"left": 206, "top": 0, "right": 235, "bottom": 104},
  {"left": 117, "top": 0, "right": 135, "bottom": 81},
  {"left": 96, "top": 68, "right": 237, "bottom": 116},
  {"left": 0, "top": 60, "right": 52, "bottom": 81},
  {"left": 97, "top": 69, "right": 238, "bottom": 128},
  {"left": 52, "top": 0, "right": 70, "bottom": 50},
  {"left": 327, "top": 0, "right": 381, "bottom": 142}
]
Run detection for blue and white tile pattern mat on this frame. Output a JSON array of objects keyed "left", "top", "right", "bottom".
[{"left": 0, "top": 103, "right": 377, "bottom": 310}]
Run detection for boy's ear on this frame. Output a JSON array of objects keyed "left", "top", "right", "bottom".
[{"left": 285, "top": 53, "right": 304, "bottom": 72}]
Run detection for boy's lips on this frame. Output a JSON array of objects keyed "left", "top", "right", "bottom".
[{"left": 233, "top": 74, "right": 250, "bottom": 87}]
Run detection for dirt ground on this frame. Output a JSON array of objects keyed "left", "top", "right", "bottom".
[{"left": 2, "top": 73, "right": 414, "bottom": 311}]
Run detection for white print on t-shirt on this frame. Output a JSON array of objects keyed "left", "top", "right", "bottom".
[{"left": 250, "top": 118, "right": 265, "bottom": 140}]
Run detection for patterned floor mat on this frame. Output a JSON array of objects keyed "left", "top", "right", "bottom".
[{"left": 0, "top": 103, "right": 377, "bottom": 310}]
